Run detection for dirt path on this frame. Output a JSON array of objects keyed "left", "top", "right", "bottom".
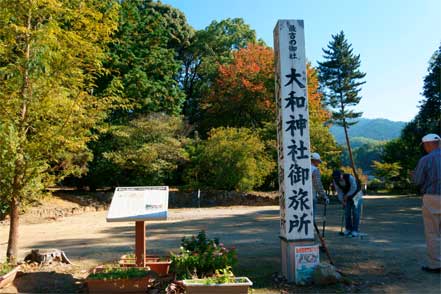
[{"left": 1, "top": 195, "right": 440, "bottom": 293}]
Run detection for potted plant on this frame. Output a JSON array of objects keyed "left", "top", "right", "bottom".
[
  {"left": 170, "top": 231, "right": 238, "bottom": 280},
  {"left": 182, "top": 267, "right": 253, "bottom": 294},
  {"left": 0, "top": 263, "right": 20, "bottom": 289},
  {"left": 171, "top": 231, "right": 252, "bottom": 293},
  {"left": 119, "top": 253, "right": 172, "bottom": 276},
  {"left": 86, "top": 263, "right": 159, "bottom": 293}
]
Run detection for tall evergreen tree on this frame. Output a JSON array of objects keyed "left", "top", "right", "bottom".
[
  {"left": 419, "top": 43, "right": 441, "bottom": 134},
  {"left": 318, "top": 31, "right": 366, "bottom": 180},
  {"left": 381, "top": 43, "right": 441, "bottom": 189},
  {"left": 96, "top": 0, "right": 193, "bottom": 120}
]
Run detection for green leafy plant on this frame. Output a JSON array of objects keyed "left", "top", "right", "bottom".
[
  {"left": 87, "top": 264, "right": 151, "bottom": 280},
  {"left": 0, "top": 263, "right": 15, "bottom": 275},
  {"left": 171, "top": 231, "right": 237, "bottom": 279},
  {"left": 203, "top": 267, "right": 235, "bottom": 285},
  {"left": 121, "top": 252, "right": 168, "bottom": 261}
]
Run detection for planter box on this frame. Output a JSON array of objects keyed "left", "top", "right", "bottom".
[
  {"left": 0, "top": 266, "right": 20, "bottom": 289},
  {"left": 86, "top": 266, "right": 155, "bottom": 293},
  {"left": 87, "top": 277, "right": 152, "bottom": 294},
  {"left": 182, "top": 277, "right": 253, "bottom": 294},
  {"left": 119, "top": 255, "right": 171, "bottom": 276}
]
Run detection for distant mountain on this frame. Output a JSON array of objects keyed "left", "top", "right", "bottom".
[{"left": 330, "top": 118, "right": 406, "bottom": 144}]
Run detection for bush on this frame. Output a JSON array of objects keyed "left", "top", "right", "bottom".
[
  {"left": 170, "top": 231, "right": 237, "bottom": 279},
  {"left": 183, "top": 127, "right": 274, "bottom": 191},
  {"left": 83, "top": 113, "right": 189, "bottom": 188}
]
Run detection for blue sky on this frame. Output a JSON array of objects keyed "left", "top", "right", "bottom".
[{"left": 162, "top": 0, "right": 440, "bottom": 122}]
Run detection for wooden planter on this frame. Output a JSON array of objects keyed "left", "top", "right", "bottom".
[
  {"left": 119, "top": 255, "right": 171, "bottom": 277},
  {"left": 0, "top": 266, "right": 20, "bottom": 289},
  {"left": 86, "top": 265, "right": 155, "bottom": 294},
  {"left": 182, "top": 277, "right": 253, "bottom": 294},
  {"left": 87, "top": 277, "right": 152, "bottom": 294}
]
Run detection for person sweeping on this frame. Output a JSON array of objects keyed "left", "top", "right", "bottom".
[{"left": 332, "top": 170, "right": 363, "bottom": 237}]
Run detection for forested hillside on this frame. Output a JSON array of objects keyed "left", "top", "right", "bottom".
[{"left": 330, "top": 118, "right": 406, "bottom": 144}]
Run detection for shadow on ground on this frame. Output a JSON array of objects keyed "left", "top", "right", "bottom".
[{"left": 12, "top": 195, "right": 441, "bottom": 293}]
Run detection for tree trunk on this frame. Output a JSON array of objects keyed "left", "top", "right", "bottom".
[
  {"left": 6, "top": 198, "right": 19, "bottom": 264},
  {"left": 5, "top": 5, "right": 32, "bottom": 264},
  {"left": 343, "top": 122, "right": 359, "bottom": 182}
]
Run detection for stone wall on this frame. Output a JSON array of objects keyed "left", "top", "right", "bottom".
[
  {"left": 0, "top": 190, "right": 279, "bottom": 222},
  {"left": 169, "top": 190, "right": 279, "bottom": 208}
]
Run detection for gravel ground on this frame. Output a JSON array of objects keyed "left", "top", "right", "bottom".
[{"left": 0, "top": 194, "right": 440, "bottom": 293}]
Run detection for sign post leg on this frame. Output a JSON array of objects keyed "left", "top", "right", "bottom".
[{"left": 135, "top": 221, "right": 146, "bottom": 267}]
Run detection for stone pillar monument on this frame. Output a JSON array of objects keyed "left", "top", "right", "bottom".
[{"left": 274, "top": 19, "right": 319, "bottom": 284}]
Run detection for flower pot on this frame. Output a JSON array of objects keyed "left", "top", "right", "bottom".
[
  {"left": 119, "top": 255, "right": 171, "bottom": 276},
  {"left": 182, "top": 277, "right": 253, "bottom": 294},
  {"left": 0, "top": 266, "right": 20, "bottom": 289}
]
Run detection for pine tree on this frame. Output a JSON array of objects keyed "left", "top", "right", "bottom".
[
  {"left": 419, "top": 43, "right": 441, "bottom": 134},
  {"left": 381, "top": 43, "right": 441, "bottom": 188},
  {"left": 318, "top": 31, "right": 366, "bottom": 180}
]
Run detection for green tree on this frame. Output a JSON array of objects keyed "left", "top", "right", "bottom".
[
  {"left": 381, "top": 43, "right": 441, "bottom": 190},
  {"left": 420, "top": 43, "right": 441, "bottom": 134},
  {"left": 83, "top": 0, "right": 193, "bottom": 189},
  {"left": 0, "top": 0, "right": 119, "bottom": 262},
  {"left": 100, "top": 114, "right": 188, "bottom": 186},
  {"left": 184, "top": 127, "right": 274, "bottom": 191},
  {"left": 353, "top": 140, "right": 385, "bottom": 174},
  {"left": 97, "top": 0, "right": 193, "bottom": 120},
  {"left": 371, "top": 160, "right": 402, "bottom": 191},
  {"left": 318, "top": 31, "right": 366, "bottom": 181}
]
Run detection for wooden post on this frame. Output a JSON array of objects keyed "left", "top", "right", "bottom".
[{"left": 135, "top": 221, "right": 146, "bottom": 267}]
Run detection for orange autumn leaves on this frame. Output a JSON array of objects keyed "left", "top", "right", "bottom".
[
  {"left": 202, "top": 43, "right": 275, "bottom": 128},
  {"left": 307, "top": 62, "right": 331, "bottom": 124},
  {"left": 202, "top": 43, "right": 329, "bottom": 129}
]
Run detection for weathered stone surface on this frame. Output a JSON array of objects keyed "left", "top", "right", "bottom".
[
  {"left": 24, "top": 249, "right": 72, "bottom": 265},
  {"left": 168, "top": 190, "right": 278, "bottom": 208},
  {"left": 312, "top": 262, "right": 342, "bottom": 285}
]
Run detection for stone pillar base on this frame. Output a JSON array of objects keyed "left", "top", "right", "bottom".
[{"left": 280, "top": 238, "right": 319, "bottom": 284}]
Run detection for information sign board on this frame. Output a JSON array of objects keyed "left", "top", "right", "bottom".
[{"left": 106, "top": 186, "right": 169, "bottom": 222}]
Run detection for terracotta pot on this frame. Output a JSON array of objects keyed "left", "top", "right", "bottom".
[
  {"left": 119, "top": 255, "right": 171, "bottom": 276},
  {"left": 182, "top": 277, "right": 253, "bottom": 294},
  {"left": 0, "top": 266, "right": 20, "bottom": 289}
]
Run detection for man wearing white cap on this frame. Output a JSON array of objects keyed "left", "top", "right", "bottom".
[
  {"left": 311, "top": 153, "right": 330, "bottom": 220},
  {"left": 412, "top": 133, "right": 441, "bottom": 273}
]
